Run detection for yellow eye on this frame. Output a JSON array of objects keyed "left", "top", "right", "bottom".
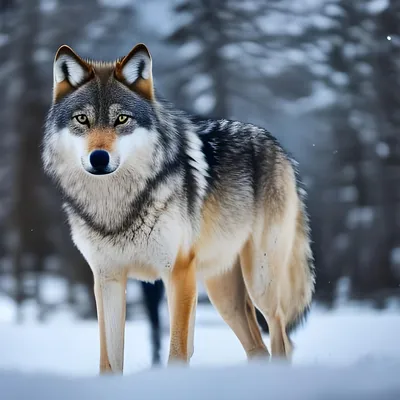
[
  {"left": 115, "top": 115, "right": 130, "bottom": 126},
  {"left": 74, "top": 114, "right": 89, "bottom": 125}
]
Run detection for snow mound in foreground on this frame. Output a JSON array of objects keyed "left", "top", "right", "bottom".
[{"left": 1, "top": 359, "right": 400, "bottom": 400}]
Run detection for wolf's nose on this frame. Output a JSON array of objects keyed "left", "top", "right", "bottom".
[{"left": 89, "top": 150, "right": 110, "bottom": 171}]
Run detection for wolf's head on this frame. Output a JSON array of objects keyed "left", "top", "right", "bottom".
[{"left": 42, "top": 43, "right": 171, "bottom": 185}]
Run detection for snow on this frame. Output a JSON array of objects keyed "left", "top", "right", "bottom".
[
  {"left": 2, "top": 359, "right": 400, "bottom": 400},
  {"left": 310, "top": 14, "right": 336, "bottom": 30},
  {"left": 258, "top": 13, "right": 305, "bottom": 37},
  {"left": 178, "top": 41, "right": 204, "bottom": 60},
  {"left": 376, "top": 142, "right": 390, "bottom": 158},
  {"left": 356, "top": 62, "right": 373, "bottom": 76},
  {"left": 335, "top": 276, "right": 351, "bottom": 305},
  {"left": 343, "top": 43, "right": 359, "bottom": 59},
  {"left": 325, "top": 3, "right": 344, "bottom": 17},
  {"left": 1, "top": 303, "right": 400, "bottom": 376},
  {"left": 98, "top": 0, "right": 135, "bottom": 9},
  {"left": 222, "top": 43, "right": 244, "bottom": 60},
  {"left": 331, "top": 71, "right": 349, "bottom": 86},
  {"left": 40, "top": 0, "right": 57, "bottom": 14},
  {"left": 310, "top": 63, "right": 331, "bottom": 77},
  {"left": 39, "top": 275, "right": 69, "bottom": 304},
  {"left": 0, "top": 295, "right": 15, "bottom": 323},
  {"left": 1, "top": 300, "right": 400, "bottom": 398},
  {"left": 194, "top": 94, "right": 216, "bottom": 115},
  {"left": 286, "top": 49, "right": 306, "bottom": 64},
  {"left": 367, "top": 0, "right": 389, "bottom": 14},
  {"left": 87, "top": 24, "right": 107, "bottom": 40},
  {"left": 138, "top": 0, "right": 182, "bottom": 37},
  {"left": 187, "top": 74, "right": 212, "bottom": 94},
  {"left": 282, "top": 82, "right": 336, "bottom": 115}
]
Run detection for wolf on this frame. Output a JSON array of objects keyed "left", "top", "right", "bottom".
[{"left": 42, "top": 43, "right": 315, "bottom": 374}]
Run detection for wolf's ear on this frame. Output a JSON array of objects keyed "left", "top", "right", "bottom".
[
  {"left": 115, "top": 43, "right": 154, "bottom": 101},
  {"left": 53, "top": 45, "right": 93, "bottom": 103}
]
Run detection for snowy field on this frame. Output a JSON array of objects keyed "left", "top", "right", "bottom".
[
  {"left": 1, "top": 297, "right": 400, "bottom": 398},
  {"left": 1, "top": 300, "right": 400, "bottom": 375}
]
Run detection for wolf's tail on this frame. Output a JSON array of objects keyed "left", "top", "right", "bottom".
[{"left": 285, "top": 177, "right": 316, "bottom": 334}]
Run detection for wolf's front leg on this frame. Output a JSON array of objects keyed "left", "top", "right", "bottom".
[
  {"left": 164, "top": 251, "right": 197, "bottom": 364},
  {"left": 93, "top": 273, "right": 127, "bottom": 375}
]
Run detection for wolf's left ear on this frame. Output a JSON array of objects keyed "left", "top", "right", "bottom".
[
  {"left": 53, "top": 45, "right": 93, "bottom": 103},
  {"left": 115, "top": 43, "right": 154, "bottom": 101}
]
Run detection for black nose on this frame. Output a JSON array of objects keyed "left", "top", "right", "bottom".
[{"left": 89, "top": 150, "right": 110, "bottom": 172}]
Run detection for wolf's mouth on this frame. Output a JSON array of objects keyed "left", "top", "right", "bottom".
[{"left": 87, "top": 167, "right": 115, "bottom": 176}]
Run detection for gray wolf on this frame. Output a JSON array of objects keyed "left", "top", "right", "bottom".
[{"left": 42, "top": 43, "right": 315, "bottom": 374}]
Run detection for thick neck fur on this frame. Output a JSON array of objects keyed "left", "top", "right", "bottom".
[{"left": 43, "top": 98, "right": 207, "bottom": 236}]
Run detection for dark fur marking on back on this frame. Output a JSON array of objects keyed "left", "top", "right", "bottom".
[{"left": 180, "top": 131, "right": 199, "bottom": 217}]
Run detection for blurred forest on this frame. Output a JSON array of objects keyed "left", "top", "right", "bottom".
[{"left": 0, "top": 0, "right": 399, "bottom": 323}]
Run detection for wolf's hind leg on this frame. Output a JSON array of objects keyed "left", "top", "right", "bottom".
[
  {"left": 269, "top": 314, "right": 293, "bottom": 359},
  {"left": 240, "top": 239, "right": 293, "bottom": 360},
  {"left": 205, "top": 258, "right": 269, "bottom": 360}
]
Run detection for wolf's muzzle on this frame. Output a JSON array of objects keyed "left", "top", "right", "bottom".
[{"left": 88, "top": 150, "right": 113, "bottom": 175}]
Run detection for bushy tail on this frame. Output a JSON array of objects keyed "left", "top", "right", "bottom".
[
  {"left": 286, "top": 185, "right": 315, "bottom": 334},
  {"left": 254, "top": 190, "right": 315, "bottom": 336}
]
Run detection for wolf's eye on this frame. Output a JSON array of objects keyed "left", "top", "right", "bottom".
[
  {"left": 115, "top": 115, "right": 130, "bottom": 126},
  {"left": 74, "top": 114, "right": 89, "bottom": 126}
]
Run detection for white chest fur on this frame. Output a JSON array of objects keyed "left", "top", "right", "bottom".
[{"left": 68, "top": 201, "right": 193, "bottom": 280}]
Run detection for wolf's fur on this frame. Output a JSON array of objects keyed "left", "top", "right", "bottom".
[{"left": 42, "top": 43, "right": 315, "bottom": 374}]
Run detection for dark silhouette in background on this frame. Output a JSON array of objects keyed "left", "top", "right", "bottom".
[{"left": 141, "top": 280, "right": 165, "bottom": 365}]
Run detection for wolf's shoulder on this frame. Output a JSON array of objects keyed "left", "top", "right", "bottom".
[{"left": 188, "top": 115, "right": 280, "bottom": 149}]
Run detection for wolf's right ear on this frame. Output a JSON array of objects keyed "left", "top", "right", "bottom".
[{"left": 52, "top": 45, "right": 93, "bottom": 103}]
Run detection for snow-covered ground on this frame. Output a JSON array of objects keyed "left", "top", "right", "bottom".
[
  {"left": 2, "top": 359, "right": 400, "bottom": 400},
  {"left": 1, "top": 296, "right": 400, "bottom": 398},
  {"left": 1, "top": 299, "right": 400, "bottom": 377}
]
